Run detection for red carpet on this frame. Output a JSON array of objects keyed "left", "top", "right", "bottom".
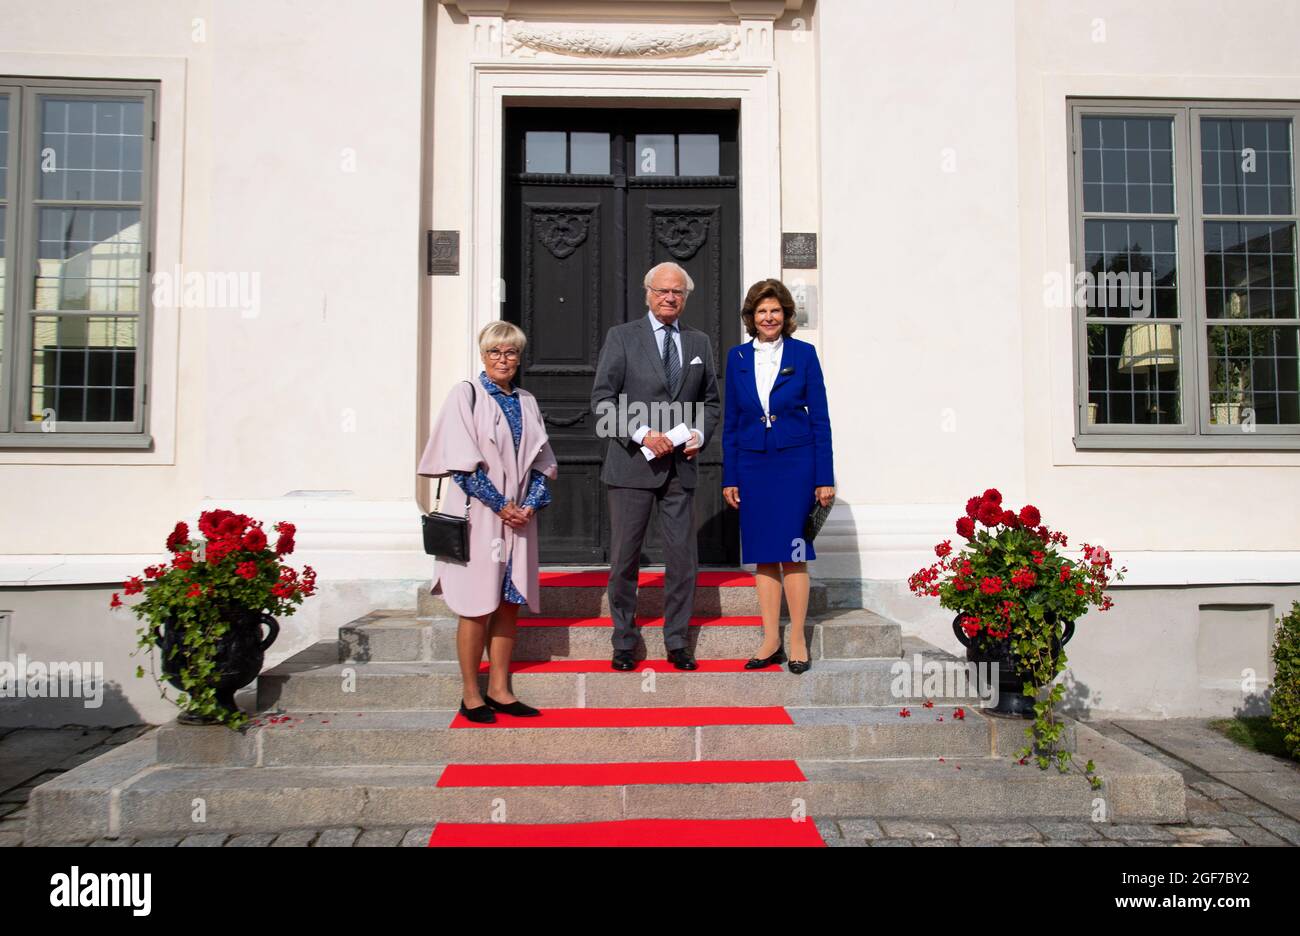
[
  {"left": 518, "top": 615, "right": 762, "bottom": 628},
  {"left": 428, "top": 818, "right": 826, "bottom": 847},
  {"left": 539, "top": 571, "right": 754, "bottom": 587},
  {"left": 437, "top": 759, "right": 806, "bottom": 787},
  {"left": 448, "top": 705, "right": 793, "bottom": 729},
  {"left": 478, "top": 658, "right": 782, "bottom": 673}
]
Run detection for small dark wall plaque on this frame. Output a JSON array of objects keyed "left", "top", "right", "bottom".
[
  {"left": 427, "top": 230, "right": 460, "bottom": 275},
  {"left": 782, "top": 232, "right": 817, "bottom": 270}
]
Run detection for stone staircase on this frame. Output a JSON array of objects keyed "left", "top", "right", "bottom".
[{"left": 26, "top": 571, "right": 1185, "bottom": 845}]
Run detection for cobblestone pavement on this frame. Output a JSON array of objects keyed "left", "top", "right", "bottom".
[{"left": 1, "top": 721, "right": 1297, "bottom": 847}]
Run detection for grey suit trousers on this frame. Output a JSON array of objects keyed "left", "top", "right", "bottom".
[{"left": 606, "top": 462, "right": 697, "bottom": 652}]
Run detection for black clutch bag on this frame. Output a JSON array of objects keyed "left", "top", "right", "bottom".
[
  {"left": 422, "top": 381, "right": 476, "bottom": 561},
  {"left": 804, "top": 498, "right": 832, "bottom": 544},
  {"left": 422, "top": 477, "right": 472, "bottom": 561}
]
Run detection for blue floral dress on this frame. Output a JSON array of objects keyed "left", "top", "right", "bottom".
[{"left": 451, "top": 371, "right": 552, "bottom": 605}]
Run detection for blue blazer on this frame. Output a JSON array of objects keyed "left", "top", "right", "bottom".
[{"left": 722, "top": 336, "right": 834, "bottom": 489}]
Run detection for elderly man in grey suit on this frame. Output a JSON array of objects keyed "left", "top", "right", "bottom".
[{"left": 591, "top": 261, "right": 721, "bottom": 671}]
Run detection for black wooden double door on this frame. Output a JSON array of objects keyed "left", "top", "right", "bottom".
[{"left": 503, "top": 107, "right": 741, "bottom": 565}]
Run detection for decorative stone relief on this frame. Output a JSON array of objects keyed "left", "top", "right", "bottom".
[{"left": 504, "top": 23, "right": 740, "bottom": 59}]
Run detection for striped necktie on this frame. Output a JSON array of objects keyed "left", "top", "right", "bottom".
[{"left": 662, "top": 324, "right": 680, "bottom": 393}]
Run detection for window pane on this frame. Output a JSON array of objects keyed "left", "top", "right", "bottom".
[
  {"left": 1081, "top": 115, "right": 1175, "bottom": 213},
  {"left": 1082, "top": 219, "right": 1179, "bottom": 318},
  {"left": 1201, "top": 118, "right": 1293, "bottom": 217},
  {"left": 1203, "top": 221, "right": 1297, "bottom": 320},
  {"left": 39, "top": 97, "right": 145, "bottom": 201},
  {"left": 1086, "top": 322, "right": 1182, "bottom": 425},
  {"left": 0, "top": 95, "right": 9, "bottom": 199},
  {"left": 634, "top": 134, "right": 675, "bottom": 176},
  {"left": 1207, "top": 325, "right": 1299, "bottom": 425},
  {"left": 524, "top": 131, "right": 566, "bottom": 173},
  {"left": 0, "top": 205, "right": 5, "bottom": 400},
  {"left": 569, "top": 132, "right": 609, "bottom": 175},
  {"left": 30, "top": 314, "right": 136, "bottom": 423},
  {"left": 679, "top": 133, "right": 720, "bottom": 175},
  {"left": 35, "top": 207, "right": 142, "bottom": 312}
]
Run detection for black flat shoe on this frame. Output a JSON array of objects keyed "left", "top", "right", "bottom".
[
  {"left": 745, "top": 648, "right": 787, "bottom": 669},
  {"left": 612, "top": 650, "right": 637, "bottom": 671},
  {"left": 485, "top": 694, "right": 541, "bottom": 717},
  {"left": 667, "top": 648, "right": 698, "bottom": 671},
  {"left": 787, "top": 658, "right": 811, "bottom": 675},
  {"left": 459, "top": 699, "right": 497, "bottom": 723}
]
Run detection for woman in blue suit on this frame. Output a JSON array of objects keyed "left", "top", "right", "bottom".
[{"left": 723, "top": 279, "right": 835, "bottom": 674}]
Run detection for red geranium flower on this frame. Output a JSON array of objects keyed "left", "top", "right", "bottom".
[
  {"left": 979, "top": 576, "right": 1003, "bottom": 595},
  {"left": 242, "top": 527, "right": 268, "bottom": 552},
  {"left": 109, "top": 593, "right": 122, "bottom": 608},
  {"left": 899, "top": 708, "right": 911, "bottom": 718},
  {"left": 165, "top": 522, "right": 189, "bottom": 552},
  {"left": 274, "top": 521, "right": 296, "bottom": 556},
  {"left": 123, "top": 576, "right": 144, "bottom": 596},
  {"left": 953, "top": 708, "right": 966, "bottom": 720},
  {"left": 236, "top": 561, "right": 258, "bottom": 580}
]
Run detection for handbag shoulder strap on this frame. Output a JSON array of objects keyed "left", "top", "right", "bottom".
[{"left": 434, "top": 381, "right": 478, "bottom": 513}]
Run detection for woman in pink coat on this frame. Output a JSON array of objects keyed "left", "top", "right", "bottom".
[{"left": 418, "top": 322, "right": 558, "bottom": 723}]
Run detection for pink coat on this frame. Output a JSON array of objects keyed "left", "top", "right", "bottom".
[{"left": 417, "top": 379, "right": 558, "bottom": 617}]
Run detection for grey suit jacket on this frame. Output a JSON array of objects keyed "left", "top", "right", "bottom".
[{"left": 590, "top": 315, "right": 721, "bottom": 490}]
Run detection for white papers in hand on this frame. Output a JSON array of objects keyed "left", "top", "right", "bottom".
[{"left": 640, "top": 423, "right": 695, "bottom": 460}]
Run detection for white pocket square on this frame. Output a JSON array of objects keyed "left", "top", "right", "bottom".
[{"left": 689, "top": 356, "right": 703, "bottom": 365}]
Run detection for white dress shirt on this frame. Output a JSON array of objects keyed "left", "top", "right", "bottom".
[
  {"left": 753, "top": 334, "right": 784, "bottom": 420},
  {"left": 632, "top": 310, "right": 703, "bottom": 450}
]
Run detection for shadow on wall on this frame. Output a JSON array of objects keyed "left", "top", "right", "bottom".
[
  {"left": 0, "top": 679, "right": 147, "bottom": 729},
  {"left": 1059, "top": 669, "right": 1098, "bottom": 721},
  {"left": 1235, "top": 688, "right": 1272, "bottom": 719}
]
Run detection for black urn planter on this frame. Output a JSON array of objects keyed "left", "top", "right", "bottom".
[
  {"left": 160, "top": 606, "right": 279, "bottom": 724},
  {"left": 952, "top": 612, "right": 1074, "bottom": 717}
]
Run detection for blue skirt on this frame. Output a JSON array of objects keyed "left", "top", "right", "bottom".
[{"left": 736, "top": 442, "right": 817, "bottom": 564}]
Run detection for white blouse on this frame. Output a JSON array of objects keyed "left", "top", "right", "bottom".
[{"left": 752, "top": 335, "right": 784, "bottom": 419}]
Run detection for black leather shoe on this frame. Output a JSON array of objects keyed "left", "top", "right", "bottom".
[
  {"left": 745, "top": 648, "right": 787, "bottom": 670},
  {"left": 612, "top": 650, "right": 637, "bottom": 671},
  {"left": 485, "top": 694, "right": 541, "bottom": 717},
  {"left": 667, "top": 648, "right": 698, "bottom": 671},
  {"left": 459, "top": 699, "right": 497, "bottom": 723},
  {"left": 787, "top": 658, "right": 811, "bottom": 675}
]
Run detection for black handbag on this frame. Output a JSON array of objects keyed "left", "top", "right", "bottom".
[
  {"left": 804, "top": 498, "right": 832, "bottom": 544},
  {"left": 421, "top": 382, "right": 475, "bottom": 561}
]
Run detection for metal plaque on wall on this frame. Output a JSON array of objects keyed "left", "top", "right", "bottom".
[
  {"left": 427, "top": 230, "right": 459, "bottom": 275},
  {"left": 782, "top": 232, "right": 817, "bottom": 270}
]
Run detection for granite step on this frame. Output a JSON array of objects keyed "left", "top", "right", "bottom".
[
  {"left": 340, "top": 610, "right": 902, "bottom": 663},
  {"left": 154, "top": 705, "right": 1035, "bottom": 768},
  {"left": 258, "top": 655, "right": 982, "bottom": 711},
  {"left": 417, "top": 570, "right": 831, "bottom": 618},
  {"left": 24, "top": 721, "right": 1182, "bottom": 843}
]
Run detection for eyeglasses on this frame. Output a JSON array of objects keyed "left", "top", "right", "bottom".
[
  {"left": 648, "top": 286, "right": 687, "bottom": 300},
  {"left": 485, "top": 348, "right": 520, "bottom": 361}
]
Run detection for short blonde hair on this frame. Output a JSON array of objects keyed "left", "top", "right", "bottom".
[{"left": 478, "top": 320, "right": 527, "bottom": 355}]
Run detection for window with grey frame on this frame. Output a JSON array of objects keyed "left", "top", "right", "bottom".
[
  {"left": 0, "top": 79, "right": 156, "bottom": 449},
  {"left": 1070, "top": 100, "right": 1300, "bottom": 449}
]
